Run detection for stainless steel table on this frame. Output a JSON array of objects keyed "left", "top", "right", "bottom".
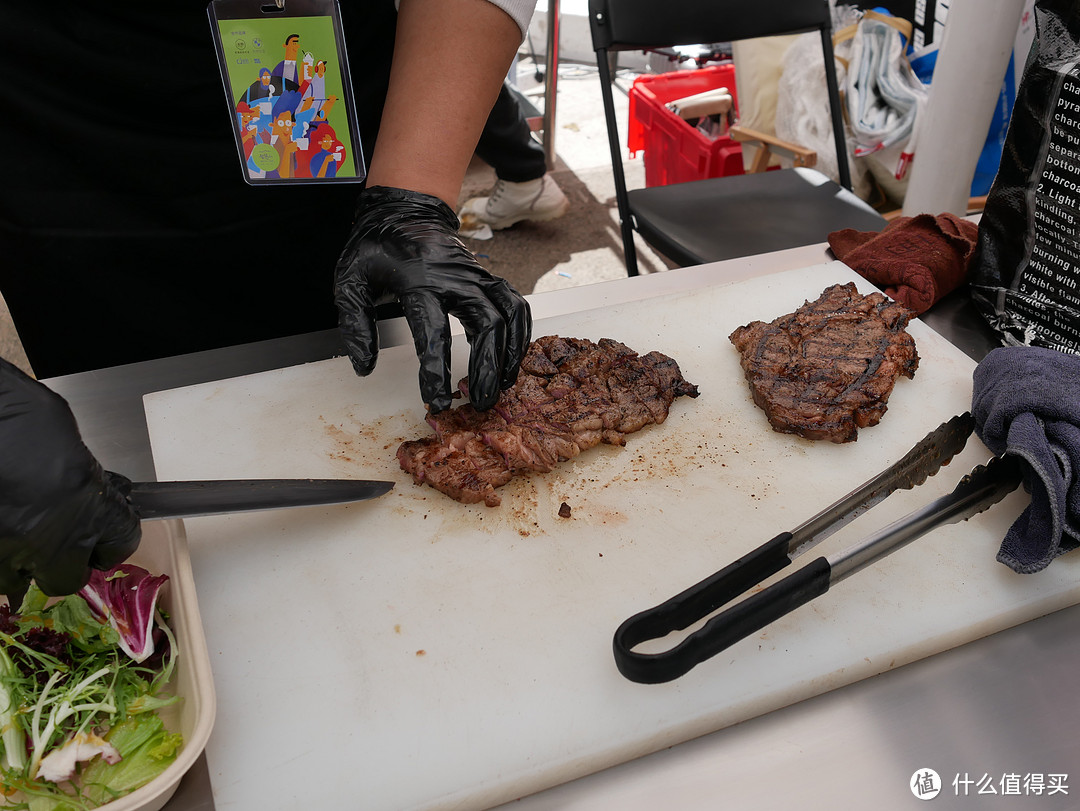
[{"left": 44, "top": 245, "right": 1079, "bottom": 810}]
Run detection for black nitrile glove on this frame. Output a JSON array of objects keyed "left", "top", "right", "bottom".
[
  {"left": 334, "top": 186, "right": 532, "bottom": 413},
  {"left": 0, "top": 359, "right": 141, "bottom": 608}
]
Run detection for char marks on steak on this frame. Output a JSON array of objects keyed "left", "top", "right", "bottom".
[
  {"left": 729, "top": 283, "right": 919, "bottom": 443},
  {"left": 397, "top": 336, "right": 699, "bottom": 505}
]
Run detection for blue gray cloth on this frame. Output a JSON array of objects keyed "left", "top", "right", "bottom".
[{"left": 972, "top": 346, "right": 1080, "bottom": 573}]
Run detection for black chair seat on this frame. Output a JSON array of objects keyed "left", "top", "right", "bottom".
[{"left": 629, "top": 167, "right": 886, "bottom": 267}]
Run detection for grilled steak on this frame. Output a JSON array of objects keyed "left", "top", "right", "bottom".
[
  {"left": 729, "top": 283, "right": 919, "bottom": 443},
  {"left": 397, "top": 336, "right": 699, "bottom": 505}
]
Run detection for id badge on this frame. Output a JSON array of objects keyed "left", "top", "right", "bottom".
[{"left": 208, "top": 0, "right": 365, "bottom": 185}]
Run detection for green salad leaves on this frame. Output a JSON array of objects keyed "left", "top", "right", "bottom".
[{"left": 0, "top": 565, "right": 182, "bottom": 810}]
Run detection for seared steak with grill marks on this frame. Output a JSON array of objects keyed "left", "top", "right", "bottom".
[
  {"left": 397, "top": 336, "right": 699, "bottom": 505},
  {"left": 729, "top": 283, "right": 919, "bottom": 443}
]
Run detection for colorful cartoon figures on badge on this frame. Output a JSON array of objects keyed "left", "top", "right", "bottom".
[{"left": 234, "top": 33, "right": 346, "bottom": 179}]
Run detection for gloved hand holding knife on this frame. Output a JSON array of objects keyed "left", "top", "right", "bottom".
[{"left": 0, "top": 359, "right": 141, "bottom": 610}]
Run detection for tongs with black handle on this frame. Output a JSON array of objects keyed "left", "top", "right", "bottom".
[{"left": 613, "top": 413, "right": 1025, "bottom": 684}]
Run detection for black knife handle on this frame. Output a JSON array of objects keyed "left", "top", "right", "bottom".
[{"left": 613, "top": 541, "right": 831, "bottom": 684}]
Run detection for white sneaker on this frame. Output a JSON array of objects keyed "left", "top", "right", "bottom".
[{"left": 459, "top": 176, "right": 569, "bottom": 230}]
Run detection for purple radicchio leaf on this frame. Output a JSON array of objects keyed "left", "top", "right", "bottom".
[{"left": 78, "top": 564, "right": 169, "bottom": 662}]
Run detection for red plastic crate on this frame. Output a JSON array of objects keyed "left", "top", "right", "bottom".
[{"left": 627, "top": 64, "right": 744, "bottom": 187}]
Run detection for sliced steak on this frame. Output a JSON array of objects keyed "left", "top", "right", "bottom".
[
  {"left": 398, "top": 335, "right": 700, "bottom": 505},
  {"left": 729, "top": 283, "right": 919, "bottom": 443},
  {"left": 396, "top": 436, "right": 512, "bottom": 507}
]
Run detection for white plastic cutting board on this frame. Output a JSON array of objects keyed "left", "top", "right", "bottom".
[{"left": 144, "top": 264, "right": 1080, "bottom": 811}]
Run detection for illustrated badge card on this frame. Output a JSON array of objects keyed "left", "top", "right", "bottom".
[{"left": 208, "top": 0, "right": 365, "bottom": 185}]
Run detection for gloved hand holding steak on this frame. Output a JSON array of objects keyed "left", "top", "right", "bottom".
[
  {"left": 334, "top": 186, "right": 533, "bottom": 414},
  {"left": 0, "top": 359, "right": 141, "bottom": 608},
  {"left": 398, "top": 335, "right": 700, "bottom": 506}
]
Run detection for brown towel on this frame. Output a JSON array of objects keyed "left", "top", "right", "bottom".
[{"left": 828, "top": 213, "right": 979, "bottom": 314}]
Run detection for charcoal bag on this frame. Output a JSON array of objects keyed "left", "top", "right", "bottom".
[{"left": 969, "top": 0, "right": 1080, "bottom": 353}]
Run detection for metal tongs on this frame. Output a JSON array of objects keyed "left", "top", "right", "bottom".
[{"left": 613, "top": 413, "right": 1026, "bottom": 684}]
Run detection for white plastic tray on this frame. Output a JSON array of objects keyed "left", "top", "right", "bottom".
[{"left": 110, "top": 519, "right": 216, "bottom": 811}]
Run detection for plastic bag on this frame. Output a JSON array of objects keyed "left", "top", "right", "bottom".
[
  {"left": 841, "top": 10, "right": 929, "bottom": 174},
  {"left": 969, "top": 0, "right": 1080, "bottom": 354},
  {"left": 774, "top": 6, "right": 873, "bottom": 198},
  {"left": 774, "top": 7, "right": 927, "bottom": 208}
]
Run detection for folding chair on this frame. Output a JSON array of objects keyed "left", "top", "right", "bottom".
[{"left": 589, "top": 0, "right": 888, "bottom": 275}]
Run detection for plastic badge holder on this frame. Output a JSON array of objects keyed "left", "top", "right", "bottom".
[{"left": 208, "top": 0, "right": 365, "bottom": 185}]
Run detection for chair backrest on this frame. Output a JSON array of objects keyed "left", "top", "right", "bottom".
[
  {"left": 589, "top": 0, "right": 852, "bottom": 192},
  {"left": 589, "top": 0, "right": 832, "bottom": 52}
]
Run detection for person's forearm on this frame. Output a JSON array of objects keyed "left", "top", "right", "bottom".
[{"left": 365, "top": 0, "right": 521, "bottom": 206}]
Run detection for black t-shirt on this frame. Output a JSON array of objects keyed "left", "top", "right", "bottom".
[{"left": 1, "top": 2, "right": 397, "bottom": 376}]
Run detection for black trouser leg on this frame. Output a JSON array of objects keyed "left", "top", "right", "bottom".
[{"left": 474, "top": 82, "right": 547, "bottom": 183}]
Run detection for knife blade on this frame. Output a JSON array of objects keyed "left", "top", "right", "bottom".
[{"left": 127, "top": 478, "right": 395, "bottom": 520}]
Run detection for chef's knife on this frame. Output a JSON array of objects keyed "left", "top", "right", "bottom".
[
  {"left": 126, "top": 478, "right": 395, "bottom": 520},
  {"left": 1, "top": 478, "right": 395, "bottom": 610}
]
